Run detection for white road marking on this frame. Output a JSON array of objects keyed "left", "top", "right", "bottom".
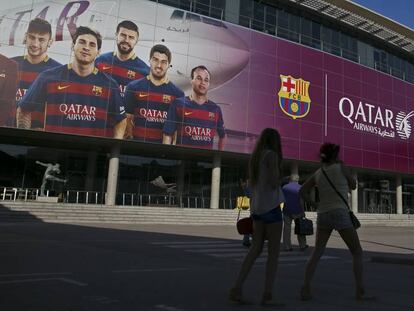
[
  {"left": 112, "top": 268, "right": 189, "bottom": 273},
  {"left": 167, "top": 244, "right": 242, "bottom": 249},
  {"left": 0, "top": 277, "right": 87, "bottom": 286},
  {"left": 150, "top": 241, "right": 230, "bottom": 245},
  {"left": 150, "top": 240, "right": 340, "bottom": 265},
  {"left": 0, "top": 272, "right": 72, "bottom": 278},
  {"left": 156, "top": 304, "right": 186, "bottom": 311},
  {"left": 59, "top": 278, "right": 88, "bottom": 286},
  {"left": 234, "top": 255, "right": 339, "bottom": 263},
  {"left": 83, "top": 296, "right": 119, "bottom": 304},
  {"left": 189, "top": 248, "right": 248, "bottom": 253}
]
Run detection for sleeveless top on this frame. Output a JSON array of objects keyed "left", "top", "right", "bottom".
[
  {"left": 314, "top": 163, "right": 349, "bottom": 213},
  {"left": 250, "top": 150, "right": 285, "bottom": 215}
]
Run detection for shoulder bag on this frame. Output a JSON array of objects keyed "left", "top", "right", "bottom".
[
  {"left": 236, "top": 208, "right": 253, "bottom": 235},
  {"left": 294, "top": 217, "right": 314, "bottom": 235},
  {"left": 321, "top": 168, "right": 361, "bottom": 229}
]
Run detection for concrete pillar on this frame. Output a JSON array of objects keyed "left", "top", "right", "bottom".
[
  {"left": 106, "top": 144, "right": 120, "bottom": 206},
  {"left": 351, "top": 172, "right": 358, "bottom": 213},
  {"left": 85, "top": 151, "right": 97, "bottom": 191},
  {"left": 290, "top": 161, "right": 298, "bottom": 178},
  {"left": 210, "top": 154, "right": 221, "bottom": 209},
  {"left": 177, "top": 160, "right": 185, "bottom": 197},
  {"left": 225, "top": 0, "right": 240, "bottom": 24},
  {"left": 396, "top": 174, "right": 403, "bottom": 215}
]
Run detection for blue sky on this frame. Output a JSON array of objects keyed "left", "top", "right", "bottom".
[{"left": 352, "top": 0, "right": 414, "bottom": 29}]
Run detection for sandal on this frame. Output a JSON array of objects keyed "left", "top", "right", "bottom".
[
  {"left": 356, "top": 288, "right": 376, "bottom": 302},
  {"left": 300, "top": 286, "right": 312, "bottom": 301},
  {"left": 261, "top": 292, "right": 285, "bottom": 306},
  {"left": 229, "top": 287, "right": 247, "bottom": 304}
]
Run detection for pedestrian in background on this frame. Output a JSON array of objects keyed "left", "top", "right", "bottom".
[
  {"left": 282, "top": 174, "right": 308, "bottom": 251},
  {"left": 229, "top": 128, "right": 285, "bottom": 306},
  {"left": 238, "top": 178, "right": 252, "bottom": 247},
  {"left": 299, "top": 143, "right": 375, "bottom": 301}
]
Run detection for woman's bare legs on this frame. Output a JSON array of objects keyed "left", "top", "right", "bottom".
[
  {"left": 262, "top": 221, "right": 283, "bottom": 304},
  {"left": 263, "top": 222, "right": 283, "bottom": 293},
  {"left": 337, "top": 227, "right": 374, "bottom": 300},
  {"left": 230, "top": 221, "right": 265, "bottom": 302},
  {"left": 301, "top": 227, "right": 332, "bottom": 300}
]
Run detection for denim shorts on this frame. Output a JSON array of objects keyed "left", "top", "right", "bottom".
[
  {"left": 317, "top": 208, "right": 353, "bottom": 231},
  {"left": 252, "top": 206, "right": 283, "bottom": 224}
]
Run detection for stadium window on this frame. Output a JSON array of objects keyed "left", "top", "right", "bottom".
[
  {"left": 301, "top": 18, "right": 321, "bottom": 49},
  {"left": 277, "top": 10, "right": 299, "bottom": 43},
  {"left": 406, "top": 62, "right": 414, "bottom": 83},
  {"left": 179, "top": 0, "right": 192, "bottom": 11},
  {"left": 239, "top": 0, "right": 253, "bottom": 20},
  {"left": 321, "top": 26, "right": 341, "bottom": 56},
  {"left": 390, "top": 55, "right": 404, "bottom": 79},
  {"left": 341, "top": 34, "right": 358, "bottom": 62},
  {"left": 264, "top": 6, "right": 276, "bottom": 35},
  {"left": 157, "top": 0, "right": 180, "bottom": 7},
  {"left": 239, "top": 0, "right": 253, "bottom": 29},
  {"left": 210, "top": 0, "right": 225, "bottom": 19},
  {"left": 252, "top": 1, "right": 265, "bottom": 31},
  {"left": 194, "top": 0, "right": 210, "bottom": 16},
  {"left": 374, "top": 49, "right": 389, "bottom": 74}
]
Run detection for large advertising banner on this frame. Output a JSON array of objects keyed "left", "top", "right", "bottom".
[{"left": 1, "top": 0, "right": 413, "bottom": 173}]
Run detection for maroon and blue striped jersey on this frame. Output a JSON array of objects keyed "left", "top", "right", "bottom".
[
  {"left": 125, "top": 76, "right": 184, "bottom": 143},
  {"left": 12, "top": 55, "right": 61, "bottom": 128},
  {"left": 95, "top": 52, "right": 149, "bottom": 96},
  {"left": 18, "top": 64, "right": 125, "bottom": 137},
  {"left": 0, "top": 54, "right": 18, "bottom": 126},
  {"left": 163, "top": 96, "right": 226, "bottom": 149}
]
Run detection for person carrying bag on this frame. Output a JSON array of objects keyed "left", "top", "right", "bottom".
[
  {"left": 235, "top": 179, "right": 253, "bottom": 246},
  {"left": 299, "top": 143, "right": 375, "bottom": 302},
  {"left": 229, "top": 128, "right": 285, "bottom": 306}
]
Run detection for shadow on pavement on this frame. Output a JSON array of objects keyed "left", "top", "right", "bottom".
[{"left": 0, "top": 220, "right": 414, "bottom": 311}]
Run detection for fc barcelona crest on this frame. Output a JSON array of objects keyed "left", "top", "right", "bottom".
[
  {"left": 92, "top": 85, "right": 103, "bottom": 96},
  {"left": 127, "top": 70, "right": 136, "bottom": 79},
  {"left": 278, "top": 75, "right": 311, "bottom": 120},
  {"left": 163, "top": 94, "right": 172, "bottom": 103}
]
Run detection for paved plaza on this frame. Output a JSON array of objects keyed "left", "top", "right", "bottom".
[{"left": 1, "top": 221, "right": 413, "bottom": 311}]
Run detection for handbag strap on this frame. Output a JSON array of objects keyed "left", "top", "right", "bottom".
[
  {"left": 321, "top": 167, "right": 350, "bottom": 210},
  {"left": 237, "top": 208, "right": 241, "bottom": 221}
]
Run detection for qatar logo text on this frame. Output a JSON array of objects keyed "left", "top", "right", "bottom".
[
  {"left": 278, "top": 75, "right": 311, "bottom": 120},
  {"left": 339, "top": 97, "right": 414, "bottom": 140}
]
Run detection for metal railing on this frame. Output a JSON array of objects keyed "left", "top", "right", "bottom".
[
  {"left": 0, "top": 187, "right": 234, "bottom": 209},
  {"left": 1, "top": 187, "right": 40, "bottom": 201},
  {"left": 361, "top": 189, "right": 413, "bottom": 214},
  {"left": 1, "top": 186, "right": 413, "bottom": 213}
]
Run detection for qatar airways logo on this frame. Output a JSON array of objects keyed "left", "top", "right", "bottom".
[
  {"left": 59, "top": 104, "right": 96, "bottom": 122},
  {"left": 339, "top": 97, "right": 414, "bottom": 140},
  {"left": 15, "top": 88, "right": 27, "bottom": 101},
  {"left": 139, "top": 108, "right": 167, "bottom": 123},
  {"left": 185, "top": 126, "right": 212, "bottom": 141},
  {"left": 396, "top": 111, "right": 414, "bottom": 140}
]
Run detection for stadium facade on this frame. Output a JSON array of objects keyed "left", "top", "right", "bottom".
[{"left": 0, "top": 0, "right": 413, "bottom": 214}]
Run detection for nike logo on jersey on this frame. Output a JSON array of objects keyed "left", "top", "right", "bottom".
[
  {"left": 184, "top": 112, "right": 193, "bottom": 116},
  {"left": 102, "top": 66, "right": 112, "bottom": 70},
  {"left": 138, "top": 92, "right": 149, "bottom": 98},
  {"left": 57, "top": 85, "right": 70, "bottom": 90}
]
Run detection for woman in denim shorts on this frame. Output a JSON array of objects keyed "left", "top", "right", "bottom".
[
  {"left": 299, "top": 143, "right": 374, "bottom": 301},
  {"left": 229, "top": 128, "right": 284, "bottom": 306}
]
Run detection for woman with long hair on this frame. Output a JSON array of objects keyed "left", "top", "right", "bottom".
[
  {"left": 229, "top": 128, "right": 285, "bottom": 305},
  {"left": 299, "top": 143, "right": 374, "bottom": 301}
]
